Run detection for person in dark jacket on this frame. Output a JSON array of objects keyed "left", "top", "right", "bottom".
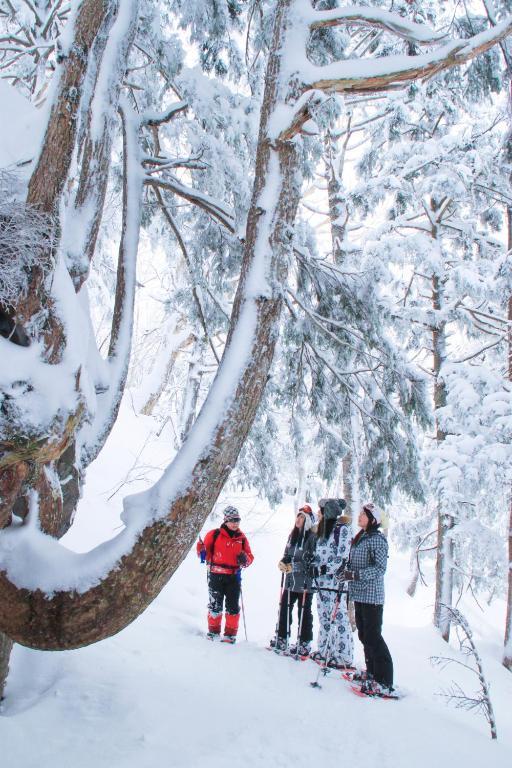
[
  {"left": 338, "top": 502, "right": 394, "bottom": 694},
  {"left": 196, "top": 506, "right": 254, "bottom": 643},
  {"left": 312, "top": 498, "right": 353, "bottom": 668},
  {"left": 271, "top": 505, "right": 316, "bottom": 656}
]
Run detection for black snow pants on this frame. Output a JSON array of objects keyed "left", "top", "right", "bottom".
[
  {"left": 354, "top": 602, "right": 393, "bottom": 687},
  {"left": 277, "top": 590, "right": 314, "bottom": 643},
  {"left": 208, "top": 572, "right": 241, "bottom": 616}
]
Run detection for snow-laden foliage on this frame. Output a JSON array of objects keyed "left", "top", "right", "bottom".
[{"left": 0, "top": 198, "right": 54, "bottom": 309}]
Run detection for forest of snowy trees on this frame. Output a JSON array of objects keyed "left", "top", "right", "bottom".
[{"left": 1, "top": 0, "right": 512, "bottom": 701}]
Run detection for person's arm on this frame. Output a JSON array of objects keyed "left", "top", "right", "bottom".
[
  {"left": 356, "top": 535, "right": 388, "bottom": 582},
  {"left": 238, "top": 536, "right": 254, "bottom": 567},
  {"left": 202, "top": 530, "right": 215, "bottom": 563}
]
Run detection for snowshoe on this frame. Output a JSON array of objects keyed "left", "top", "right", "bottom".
[
  {"left": 351, "top": 680, "right": 401, "bottom": 700},
  {"left": 221, "top": 635, "right": 237, "bottom": 644}
]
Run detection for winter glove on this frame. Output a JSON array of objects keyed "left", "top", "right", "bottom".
[
  {"left": 281, "top": 554, "right": 292, "bottom": 565},
  {"left": 337, "top": 569, "right": 357, "bottom": 582},
  {"left": 237, "top": 552, "right": 249, "bottom": 567},
  {"left": 199, "top": 547, "right": 207, "bottom": 564},
  {"left": 278, "top": 560, "right": 293, "bottom": 574}
]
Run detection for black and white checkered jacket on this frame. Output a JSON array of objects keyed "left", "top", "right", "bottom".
[{"left": 347, "top": 530, "right": 388, "bottom": 605}]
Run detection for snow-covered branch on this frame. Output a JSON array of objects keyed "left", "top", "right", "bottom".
[
  {"left": 302, "top": 18, "right": 512, "bottom": 94},
  {"left": 80, "top": 98, "right": 143, "bottom": 466},
  {"left": 146, "top": 177, "right": 236, "bottom": 233},
  {"left": 308, "top": 5, "right": 446, "bottom": 44}
]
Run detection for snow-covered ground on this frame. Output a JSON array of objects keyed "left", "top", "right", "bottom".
[{"left": 2, "top": 400, "right": 512, "bottom": 767}]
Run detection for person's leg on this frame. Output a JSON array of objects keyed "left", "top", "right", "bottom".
[
  {"left": 317, "top": 589, "right": 336, "bottom": 659},
  {"left": 299, "top": 592, "right": 314, "bottom": 645},
  {"left": 224, "top": 574, "right": 241, "bottom": 638},
  {"left": 277, "top": 589, "right": 291, "bottom": 641},
  {"left": 359, "top": 603, "right": 393, "bottom": 687},
  {"left": 332, "top": 595, "right": 354, "bottom": 667},
  {"left": 207, "top": 573, "right": 224, "bottom": 635},
  {"left": 355, "top": 601, "right": 372, "bottom": 676}
]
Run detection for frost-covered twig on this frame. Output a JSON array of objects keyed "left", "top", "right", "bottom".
[
  {"left": 0, "top": 197, "right": 55, "bottom": 309},
  {"left": 430, "top": 605, "right": 497, "bottom": 740}
]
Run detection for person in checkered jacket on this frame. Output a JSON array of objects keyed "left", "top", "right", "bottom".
[{"left": 338, "top": 502, "right": 394, "bottom": 694}]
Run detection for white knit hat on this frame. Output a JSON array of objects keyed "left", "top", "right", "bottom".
[{"left": 363, "top": 502, "right": 381, "bottom": 525}]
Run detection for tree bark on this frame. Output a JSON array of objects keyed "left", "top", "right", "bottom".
[
  {"left": 27, "top": 0, "right": 117, "bottom": 215},
  {"left": 0, "top": 631, "right": 13, "bottom": 701},
  {"left": 431, "top": 267, "right": 453, "bottom": 641}
]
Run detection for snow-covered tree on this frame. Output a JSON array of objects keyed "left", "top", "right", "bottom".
[{"left": 0, "top": 1, "right": 511, "bottom": 686}]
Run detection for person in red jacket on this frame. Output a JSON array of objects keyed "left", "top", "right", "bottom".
[{"left": 197, "top": 506, "right": 254, "bottom": 642}]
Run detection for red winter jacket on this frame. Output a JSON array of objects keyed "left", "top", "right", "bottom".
[{"left": 197, "top": 524, "right": 254, "bottom": 574}]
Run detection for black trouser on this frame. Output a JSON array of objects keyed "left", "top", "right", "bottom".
[
  {"left": 354, "top": 602, "right": 393, "bottom": 687},
  {"left": 208, "top": 572, "right": 241, "bottom": 616},
  {"left": 277, "top": 590, "right": 313, "bottom": 643}
]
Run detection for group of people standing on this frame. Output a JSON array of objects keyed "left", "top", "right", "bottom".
[{"left": 196, "top": 498, "right": 394, "bottom": 696}]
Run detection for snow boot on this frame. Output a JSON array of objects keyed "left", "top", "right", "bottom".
[
  {"left": 270, "top": 637, "right": 288, "bottom": 653},
  {"left": 290, "top": 642, "right": 311, "bottom": 657}
]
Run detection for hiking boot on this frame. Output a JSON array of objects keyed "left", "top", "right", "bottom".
[
  {"left": 293, "top": 642, "right": 311, "bottom": 657},
  {"left": 270, "top": 637, "right": 287, "bottom": 652},
  {"left": 361, "top": 680, "right": 395, "bottom": 697}
]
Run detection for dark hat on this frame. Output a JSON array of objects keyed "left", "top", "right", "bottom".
[
  {"left": 223, "top": 506, "right": 241, "bottom": 522},
  {"left": 322, "top": 498, "right": 347, "bottom": 520}
]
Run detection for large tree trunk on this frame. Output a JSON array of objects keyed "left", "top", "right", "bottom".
[{"left": 0, "top": 0, "right": 304, "bottom": 650}]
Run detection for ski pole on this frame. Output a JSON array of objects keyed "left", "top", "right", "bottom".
[
  {"left": 272, "top": 572, "right": 286, "bottom": 645},
  {"left": 239, "top": 579, "right": 248, "bottom": 642}
]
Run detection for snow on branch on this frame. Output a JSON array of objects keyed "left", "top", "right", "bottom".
[
  {"left": 80, "top": 98, "right": 143, "bottom": 466},
  {"left": 0, "top": 195, "right": 55, "bottom": 310},
  {"left": 146, "top": 177, "right": 236, "bottom": 233},
  {"left": 301, "top": 17, "right": 512, "bottom": 94},
  {"left": 141, "top": 101, "right": 188, "bottom": 126},
  {"left": 274, "top": 1, "right": 512, "bottom": 139},
  {"left": 308, "top": 5, "right": 446, "bottom": 44}
]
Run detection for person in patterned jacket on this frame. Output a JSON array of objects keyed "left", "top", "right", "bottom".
[
  {"left": 196, "top": 506, "right": 254, "bottom": 643},
  {"left": 338, "top": 502, "right": 394, "bottom": 694},
  {"left": 311, "top": 498, "right": 354, "bottom": 669}
]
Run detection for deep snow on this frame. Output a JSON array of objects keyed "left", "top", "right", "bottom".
[{"left": 2, "top": 400, "right": 512, "bottom": 767}]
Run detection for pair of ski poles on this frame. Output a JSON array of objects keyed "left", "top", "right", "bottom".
[{"left": 272, "top": 571, "right": 309, "bottom": 659}]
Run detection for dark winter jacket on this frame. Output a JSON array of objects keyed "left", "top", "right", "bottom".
[
  {"left": 347, "top": 529, "right": 388, "bottom": 605},
  {"left": 197, "top": 524, "right": 254, "bottom": 575},
  {"left": 282, "top": 529, "right": 316, "bottom": 592}
]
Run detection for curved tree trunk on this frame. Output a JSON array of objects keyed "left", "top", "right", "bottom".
[{"left": 0, "top": 0, "right": 303, "bottom": 650}]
